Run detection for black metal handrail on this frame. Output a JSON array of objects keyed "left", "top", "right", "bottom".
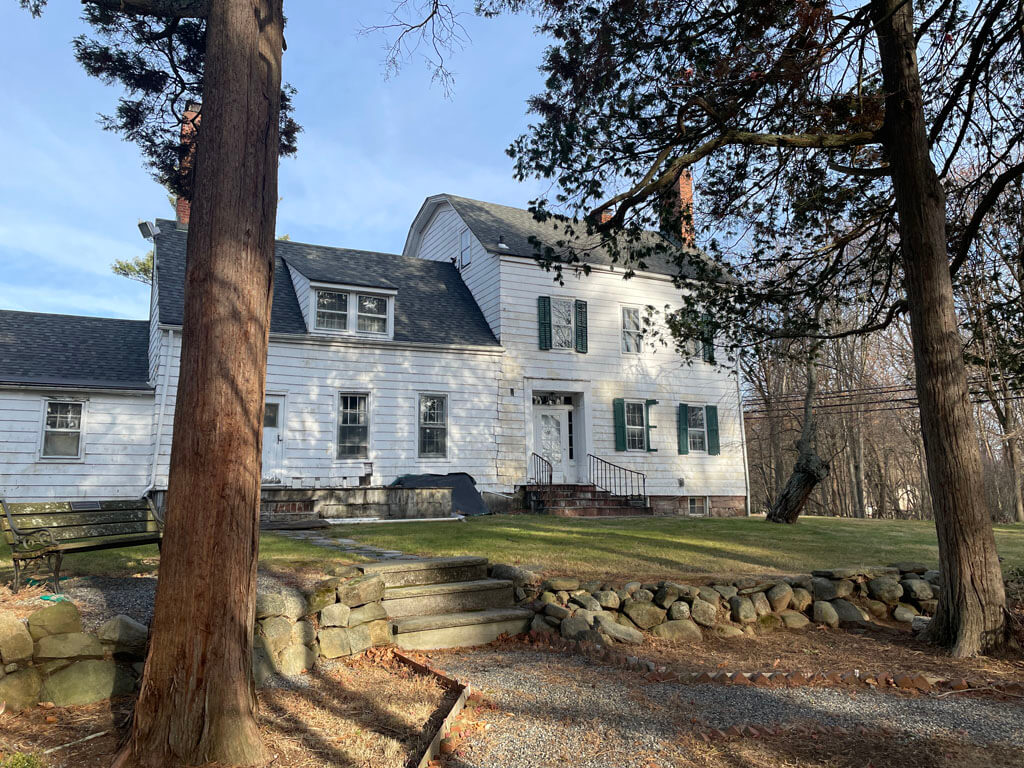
[
  {"left": 528, "top": 452, "right": 553, "bottom": 485},
  {"left": 588, "top": 454, "right": 646, "bottom": 500}
]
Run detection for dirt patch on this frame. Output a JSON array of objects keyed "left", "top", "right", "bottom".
[{"left": 0, "top": 654, "right": 452, "bottom": 768}]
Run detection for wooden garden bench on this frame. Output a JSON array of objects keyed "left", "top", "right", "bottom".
[{"left": 1, "top": 498, "right": 163, "bottom": 593}]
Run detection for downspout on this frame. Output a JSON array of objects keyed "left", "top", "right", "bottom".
[
  {"left": 143, "top": 328, "right": 174, "bottom": 498},
  {"left": 735, "top": 355, "right": 751, "bottom": 516}
]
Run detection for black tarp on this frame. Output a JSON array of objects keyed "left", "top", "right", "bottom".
[{"left": 388, "top": 472, "right": 490, "bottom": 517}]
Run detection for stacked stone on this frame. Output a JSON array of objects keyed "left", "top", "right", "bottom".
[
  {"left": 519, "top": 563, "right": 941, "bottom": 646},
  {"left": 0, "top": 602, "right": 140, "bottom": 711}
]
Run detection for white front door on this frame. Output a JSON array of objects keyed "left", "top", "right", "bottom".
[
  {"left": 533, "top": 406, "right": 575, "bottom": 483},
  {"left": 262, "top": 396, "right": 284, "bottom": 484}
]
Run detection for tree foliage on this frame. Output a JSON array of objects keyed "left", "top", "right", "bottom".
[{"left": 111, "top": 249, "right": 154, "bottom": 284}]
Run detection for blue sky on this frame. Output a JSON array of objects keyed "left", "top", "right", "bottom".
[{"left": 0, "top": 1, "right": 549, "bottom": 320}]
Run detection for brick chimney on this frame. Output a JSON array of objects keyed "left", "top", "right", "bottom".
[
  {"left": 175, "top": 102, "right": 201, "bottom": 228},
  {"left": 675, "top": 168, "right": 695, "bottom": 246}
]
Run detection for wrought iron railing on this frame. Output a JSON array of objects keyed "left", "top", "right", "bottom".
[
  {"left": 528, "top": 452, "right": 553, "bottom": 485},
  {"left": 588, "top": 454, "right": 646, "bottom": 501}
]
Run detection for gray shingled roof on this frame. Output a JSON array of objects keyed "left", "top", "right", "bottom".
[
  {"left": 154, "top": 220, "right": 499, "bottom": 347},
  {"left": 442, "top": 194, "right": 708, "bottom": 280},
  {"left": 0, "top": 310, "right": 151, "bottom": 390}
]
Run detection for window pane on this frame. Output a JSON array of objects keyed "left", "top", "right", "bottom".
[
  {"left": 551, "top": 299, "right": 574, "bottom": 349},
  {"left": 317, "top": 291, "right": 347, "bottom": 311},
  {"left": 419, "top": 426, "right": 446, "bottom": 456},
  {"left": 688, "top": 406, "right": 705, "bottom": 430},
  {"left": 46, "top": 402, "right": 82, "bottom": 430},
  {"left": 357, "top": 315, "right": 387, "bottom": 333},
  {"left": 43, "top": 431, "right": 80, "bottom": 457},
  {"left": 337, "top": 425, "right": 368, "bottom": 458},
  {"left": 625, "top": 402, "right": 645, "bottom": 427},
  {"left": 622, "top": 307, "right": 640, "bottom": 331},
  {"left": 420, "top": 395, "right": 446, "bottom": 425},
  {"left": 263, "top": 402, "right": 279, "bottom": 428},
  {"left": 358, "top": 295, "right": 387, "bottom": 315},
  {"left": 316, "top": 291, "right": 348, "bottom": 330}
]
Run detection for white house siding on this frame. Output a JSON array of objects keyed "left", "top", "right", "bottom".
[
  {"left": 410, "top": 202, "right": 502, "bottom": 338},
  {"left": 148, "top": 273, "right": 161, "bottom": 385},
  {"left": 0, "top": 389, "right": 155, "bottom": 501},
  {"left": 149, "top": 333, "right": 503, "bottom": 492},
  {"left": 496, "top": 256, "right": 747, "bottom": 504}
]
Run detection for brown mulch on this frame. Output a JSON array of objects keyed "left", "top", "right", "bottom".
[{"left": 0, "top": 654, "right": 453, "bottom": 768}]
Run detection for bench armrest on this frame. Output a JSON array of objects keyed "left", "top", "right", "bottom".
[{"left": 1, "top": 500, "right": 56, "bottom": 552}]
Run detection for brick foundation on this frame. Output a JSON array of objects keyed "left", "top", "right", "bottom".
[{"left": 648, "top": 495, "right": 747, "bottom": 517}]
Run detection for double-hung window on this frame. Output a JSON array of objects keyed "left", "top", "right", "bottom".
[
  {"left": 314, "top": 288, "right": 392, "bottom": 336},
  {"left": 315, "top": 290, "right": 349, "bottom": 330},
  {"left": 687, "top": 405, "right": 707, "bottom": 452},
  {"left": 625, "top": 401, "right": 646, "bottom": 451},
  {"left": 688, "top": 497, "right": 707, "bottom": 516},
  {"left": 621, "top": 306, "right": 643, "bottom": 353},
  {"left": 459, "top": 228, "right": 472, "bottom": 268},
  {"left": 337, "top": 394, "right": 369, "bottom": 459},
  {"left": 41, "top": 400, "right": 83, "bottom": 459},
  {"left": 550, "top": 298, "right": 575, "bottom": 349},
  {"left": 356, "top": 295, "right": 388, "bottom": 334},
  {"left": 418, "top": 394, "right": 448, "bottom": 458}
]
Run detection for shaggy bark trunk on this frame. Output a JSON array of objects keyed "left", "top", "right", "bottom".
[
  {"left": 871, "top": 0, "right": 1007, "bottom": 656},
  {"left": 1008, "top": 432, "right": 1024, "bottom": 523},
  {"left": 114, "top": 1, "right": 284, "bottom": 765},
  {"left": 767, "top": 355, "right": 829, "bottom": 523}
]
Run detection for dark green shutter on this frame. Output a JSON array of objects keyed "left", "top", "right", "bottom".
[
  {"left": 677, "top": 404, "right": 689, "bottom": 455},
  {"left": 574, "top": 300, "right": 588, "bottom": 353},
  {"left": 612, "top": 398, "right": 626, "bottom": 451},
  {"left": 706, "top": 405, "right": 720, "bottom": 455},
  {"left": 538, "top": 296, "right": 552, "bottom": 350},
  {"left": 701, "top": 314, "right": 715, "bottom": 363},
  {"left": 645, "top": 399, "right": 658, "bottom": 452}
]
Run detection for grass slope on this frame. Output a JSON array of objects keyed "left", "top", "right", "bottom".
[{"left": 337, "top": 516, "right": 1024, "bottom": 582}]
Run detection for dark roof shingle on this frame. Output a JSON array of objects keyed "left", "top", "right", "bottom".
[{"left": 0, "top": 310, "right": 151, "bottom": 390}]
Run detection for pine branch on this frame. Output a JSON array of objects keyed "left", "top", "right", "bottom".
[{"left": 82, "top": 0, "right": 210, "bottom": 18}]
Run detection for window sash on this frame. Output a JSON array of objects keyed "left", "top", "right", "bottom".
[
  {"left": 688, "top": 497, "right": 706, "bottom": 516},
  {"left": 41, "top": 401, "right": 83, "bottom": 458},
  {"left": 460, "top": 229, "right": 472, "bottom": 267},
  {"left": 337, "top": 394, "right": 369, "bottom": 458},
  {"left": 688, "top": 406, "right": 707, "bottom": 452},
  {"left": 418, "top": 395, "right": 448, "bottom": 457},
  {"left": 356, "top": 295, "right": 388, "bottom": 334},
  {"left": 625, "top": 401, "right": 646, "bottom": 451},
  {"left": 551, "top": 298, "right": 575, "bottom": 349},
  {"left": 621, "top": 307, "right": 642, "bottom": 353},
  {"left": 315, "top": 290, "right": 349, "bottom": 330}
]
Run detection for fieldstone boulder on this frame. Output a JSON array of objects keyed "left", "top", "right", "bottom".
[
  {"left": 594, "top": 590, "right": 620, "bottom": 610},
  {"left": 318, "top": 627, "right": 351, "bottom": 658},
  {"left": 697, "top": 587, "right": 721, "bottom": 606},
  {"left": 570, "top": 594, "right": 602, "bottom": 612},
  {"left": 668, "top": 601, "right": 691, "bottom": 621},
  {"left": 790, "top": 587, "right": 813, "bottom": 612},
  {"left": 766, "top": 583, "right": 793, "bottom": 612},
  {"left": 560, "top": 616, "right": 592, "bottom": 640},
  {"left": 868, "top": 577, "right": 903, "bottom": 606},
  {"left": 623, "top": 581, "right": 642, "bottom": 595},
  {"left": 756, "top": 613, "right": 783, "bottom": 632},
  {"left": 900, "top": 579, "right": 934, "bottom": 602},
  {"left": 622, "top": 599, "right": 666, "bottom": 630},
  {"left": 306, "top": 578, "right": 344, "bottom": 615},
  {"left": 594, "top": 614, "right": 643, "bottom": 645},
  {"left": 634, "top": 588, "right": 655, "bottom": 603},
  {"left": 690, "top": 599, "right": 717, "bottom": 627},
  {"left": 737, "top": 581, "right": 774, "bottom": 596},
  {"left": 652, "top": 619, "right": 702, "bottom": 643},
  {"left": 779, "top": 610, "right": 810, "bottom": 629},
  {"left": 866, "top": 600, "right": 888, "bottom": 618},
  {"left": 98, "top": 615, "right": 149, "bottom": 659},
  {"left": 0, "top": 615, "right": 34, "bottom": 664},
  {"left": 811, "top": 577, "right": 853, "bottom": 601},
  {"left": 544, "top": 603, "right": 571, "bottom": 620},
  {"left": 580, "top": 581, "right": 603, "bottom": 593},
  {"left": 277, "top": 643, "right": 317, "bottom": 676},
  {"left": 712, "top": 584, "right": 738, "bottom": 600},
  {"left": 911, "top": 615, "right": 932, "bottom": 633},
  {"left": 654, "top": 584, "right": 680, "bottom": 609},
  {"left": 889, "top": 562, "right": 928, "bottom": 575},
  {"left": 349, "top": 603, "right": 387, "bottom": 626},
  {"left": 491, "top": 564, "right": 541, "bottom": 586},
  {"left": 27, "top": 601, "right": 81, "bottom": 640},
  {"left": 531, "top": 614, "right": 554, "bottom": 633},
  {"left": 542, "top": 577, "right": 580, "bottom": 592},
  {"left": 812, "top": 567, "right": 863, "bottom": 580},
  {"left": 729, "top": 596, "right": 756, "bottom": 624},
  {"left": 923, "top": 570, "right": 942, "bottom": 586},
  {"left": 830, "top": 599, "right": 870, "bottom": 624},
  {"left": 256, "top": 591, "right": 286, "bottom": 619},
  {"left": 0, "top": 667, "right": 42, "bottom": 710},
  {"left": 348, "top": 623, "right": 374, "bottom": 655},
  {"left": 291, "top": 620, "right": 316, "bottom": 647},
  {"left": 260, "top": 616, "right": 293, "bottom": 655},
  {"left": 713, "top": 625, "right": 745, "bottom": 639},
  {"left": 320, "top": 602, "right": 352, "bottom": 628},
  {"left": 813, "top": 601, "right": 839, "bottom": 628},
  {"left": 750, "top": 592, "right": 772, "bottom": 617},
  {"left": 368, "top": 619, "right": 393, "bottom": 647},
  {"left": 253, "top": 646, "right": 275, "bottom": 686},
  {"left": 40, "top": 660, "right": 134, "bottom": 706},
  {"left": 34, "top": 632, "right": 104, "bottom": 660},
  {"left": 337, "top": 575, "right": 385, "bottom": 608},
  {"left": 918, "top": 599, "right": 938, "bottom": 615},
  {"left": 893, "top": 603, "right": 919, "bottom": 623}
]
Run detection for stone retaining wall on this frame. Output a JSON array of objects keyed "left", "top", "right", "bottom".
[
  {"left": 648, "top": 495, "right": 747, "bottom": 517},
  {"left": 259, "top": 487, "right": 453, "bottom": 525}
]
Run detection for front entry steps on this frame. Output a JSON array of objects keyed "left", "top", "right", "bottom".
[
  {"left": 524, "top": 483, "right": 653, "bottom": 517},
  {"left": 361, "top": 556, "right": 532, "bottom": 650}
]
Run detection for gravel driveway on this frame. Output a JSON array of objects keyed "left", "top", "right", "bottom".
[{"left": 434, "top": 648, "right": 1024, "bottom": 768}]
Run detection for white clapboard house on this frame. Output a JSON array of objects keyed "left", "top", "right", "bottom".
[{"left": 0, "top": 192, "right": 749, "bottom": 518}]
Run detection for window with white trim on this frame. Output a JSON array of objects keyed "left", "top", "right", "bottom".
[
  {"left": 688, "top": 405, "right": 707, "bottom": 452},
  {"left": 418, "top": 394, "right": 448, "bottom": 458},
  {"left": 625, "top": 400, "right": 646, "bottom": 451},
  {"left": 459, "top": 228, "right": 472, "bottom": 268},
  {"left": 550, "top": 298, "right": 575, "bottom": 349},
  {"left": 356, "top": 295, "right": 388, "bottom": 334},
  {"left": 688, "top": 496, "right": 707, "bottom": 516},
  {"left": 621, "top": 306, "right": 643, "bottom": 353},
  {"left": 41, "top": 401, "right": 83, "bottom": 458},
  {"left": 337, "top": 394, "right": 369, "bottom": 459},
  {"left": 315, "top": 290, "right": 348, "bottom": 330}
]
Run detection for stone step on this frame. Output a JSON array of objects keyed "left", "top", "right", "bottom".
[
  {"left": 548, "top": 506, "right": 653, "bottom": 517},
  {"left": 381, "top": 578, "right": 515, "bottom": 618},
  {"left": 360, "top": 556, "right": 489, "bottom": 587},
  {"left": 392, "top": 607, "right": 534, "bottom": 650}
]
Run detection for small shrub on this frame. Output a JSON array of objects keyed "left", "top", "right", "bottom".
[{"left": 0, "top": 754, "right": 44, "bottom": 768}]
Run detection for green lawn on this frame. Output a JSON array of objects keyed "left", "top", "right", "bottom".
[
  {"left": 333, "top": 516, "right": 1024, "bottom": 582},
  {"left": 0, "top": 532, "right": 351, "bottom": 587}
]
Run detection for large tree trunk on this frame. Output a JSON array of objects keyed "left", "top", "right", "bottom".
[
  {"left": 871, "top": 0, "right": 1007, "bottom": 656},
  {"left": 114, "top": 1, "right": 284, "bottom": 765}
]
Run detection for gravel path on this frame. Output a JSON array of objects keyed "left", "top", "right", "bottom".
[{"left": 435, "top": 648, "right": 1024, "bottom": 768}]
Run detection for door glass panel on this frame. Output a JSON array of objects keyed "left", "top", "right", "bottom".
[
  {"left": 263, "top": 402, "right": 279, "bottom": 428},
  {"left": 539, "top": 413, "right": 563, "bottom": 465}
]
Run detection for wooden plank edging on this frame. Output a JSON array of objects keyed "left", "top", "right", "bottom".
[{"left": 394, "top": 651, "right": 471, "bottom": 768}]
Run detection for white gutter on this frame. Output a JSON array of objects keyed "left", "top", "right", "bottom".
[
  {"left": 143, "top": 328, "right": 174, "bottom": 497},
  {"left": 735, "top": 355, "right": 751, "bottom": 516}
]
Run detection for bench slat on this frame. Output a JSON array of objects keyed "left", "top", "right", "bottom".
[
  {"left": 6, "top": 509, "right": 156, "bottom": 529},
  {"left": 11, "top": 533, "right": 162, "bottom": 556},
  {"left": 4, "top": 500, "right": 149, "bottom": 515},
  {"left": 39, "top": 521, "right": 162, "bottom": 542}
]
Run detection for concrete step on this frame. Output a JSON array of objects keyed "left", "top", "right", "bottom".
[
  {"left": 392, "top": 607, "right": 534, "bottom": 650},
  {"left": 382, "top": 578, "right": 515, "bottom": 618},
  {"left": 360, "top": 556, "right": 489, "bottom": 588}
]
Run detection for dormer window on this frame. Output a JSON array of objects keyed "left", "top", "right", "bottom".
[
  {"left": 459, "top": 228, "right": 472, "bottom": 268},
  {"left": 312, "top": 286, "right": 394, "bottom": 338}
]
